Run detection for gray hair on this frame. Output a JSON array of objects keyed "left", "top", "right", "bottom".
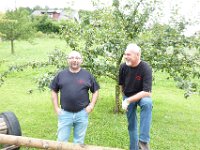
[
  {"left": 126, "top": 43, "right": 141, "bottom": 54},
  {"left": 67, "top": 51, "right": 82, "bottom": 59}
]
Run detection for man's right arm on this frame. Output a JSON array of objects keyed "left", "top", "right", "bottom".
[
  {"left": 51, "top": 90, "right": 61, "bottom": 115},
  {"left": 126, "top": 91, "right": 151, "bottom": 103}
]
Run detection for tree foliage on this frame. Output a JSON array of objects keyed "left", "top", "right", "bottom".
[
  {"left": 0, "top": 8, "right": 34, "bottom": 54},
  {"left": 60, "top": 0, "right": 200, "bottom": 112},
  {"left": 60, "top": 0, "right": 161, "bottom": 112},
  {"left": 32, "top": 15, "right": 60, "bottom": 34},
  {"left": 0, "top": 0, "right": 199, "bottom": 113},
  {"left": 140, "top": 22, "right": 200, "bottom": 98}
]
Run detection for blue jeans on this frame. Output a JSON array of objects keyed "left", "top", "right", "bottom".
[
  {"left": 57, "top": 109, "right": 88, "bottom": 144},
  {"left": 125, "top": 97, "right": 152, "bottom": 150}
]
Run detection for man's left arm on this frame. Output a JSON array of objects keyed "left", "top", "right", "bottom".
[{"left": 86, "top": 90, "right": 99, "bottom": 113}]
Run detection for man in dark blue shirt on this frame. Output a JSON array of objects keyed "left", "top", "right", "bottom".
[
  {"left": 119, "top": 44, "right": 152, "bottom": 150},
  {"left": 50, "top": 51, "right": 99, "bottom": 144}
]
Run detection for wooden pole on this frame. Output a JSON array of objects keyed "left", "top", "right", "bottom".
[{"left": 0, "top": 134, "right": 124, "bottom": 150}]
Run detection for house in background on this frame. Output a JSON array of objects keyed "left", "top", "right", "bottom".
[{"left": 32, "top": 9, "right": 80, "bottom": 22}]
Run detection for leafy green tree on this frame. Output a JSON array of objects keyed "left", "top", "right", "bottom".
[
  {"left": 0, "top": 8, "right": 34, "bottom": 54},
  {"left": 60, "top": 0, "right": 160, "bottom": 112},
  {"left": 32, "top": 5, "right": 44, "bottom": 11},
  {"left": 32, "top": 15, "right": 60, "bottom": 34},
  {"left": 18, "top": 7, "right": 33, "bottom": 15},
  {"left": 139, "top": 22, "right": 200, "bottom": 98},
  {"left": 60, "top": 0, "right": 199, "bottom": 112}
]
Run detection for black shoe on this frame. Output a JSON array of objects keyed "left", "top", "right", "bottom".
[{"left": 138, "top": 141, "right": 150, "bottom": 150}]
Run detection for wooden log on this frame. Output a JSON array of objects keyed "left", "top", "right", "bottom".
[
  {"left": 0, "top": 125, "right": 7, "bottom": 131},
  {"left": 0, "top": 121, "right": 6, "bottom": 127},
  {"left": 1, "top": 145, "right": 20, "bottom": 150},
  {"left": 0, "top": 118, "right": 7, "bottom": 134},
  {"left": 0, "top": 111, "right": 22, "bottom": 136},
  {"left": 0, "top": 130, "right": 7, "bottom": 134},
  {"left": 0, "top": 118, "right": 4, "bottom": 123},
  {"left": 0, "top": 134, "right": 124, "bottom": 150}
]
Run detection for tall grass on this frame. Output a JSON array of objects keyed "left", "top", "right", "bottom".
[{"left": 0, "top": 38, "right": 199, "bottom": 150}]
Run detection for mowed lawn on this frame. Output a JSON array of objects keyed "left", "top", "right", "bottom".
[{"left": 0, "top": 38, "right": 200, "bottom": 150}]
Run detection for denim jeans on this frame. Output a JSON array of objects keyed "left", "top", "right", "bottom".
[
  {"left": 124, "top": 96, "right": 152, "bottom": 150},
  {"left": 57, "top": 109, "right": 88, "bottom": 144}
]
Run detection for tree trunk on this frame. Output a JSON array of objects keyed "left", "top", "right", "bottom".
[
  {"left": 11, "top": 40, "right": 14, "bottom": 54},
  {"left": 114, "top": 84, "right": 121, "bottom": 113},
  {"left": 114, "top": 53, "right": 123, "bottom": 113}
]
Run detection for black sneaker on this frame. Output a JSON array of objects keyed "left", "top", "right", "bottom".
[{"left": 138, "top": 141, "right": 150, "bottom": 150}]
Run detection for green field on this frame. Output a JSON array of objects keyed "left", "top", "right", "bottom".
[{"left": 0, "top": 38, "right": 200, "bottom": 150}]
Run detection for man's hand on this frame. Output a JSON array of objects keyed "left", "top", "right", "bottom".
[
  {"left": 56, "top": 107, "right": 62, "bottom": 115},
  {"left": 86, "top": 103, "right": 94, "bottom": 113},
  {"left": 122, "top": 98, "right": 130, "bottom": 110}
]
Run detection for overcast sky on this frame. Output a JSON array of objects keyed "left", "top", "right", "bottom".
[
  {"left": 0, "top": 0, "right": 97, "bottom": 11},
  {"left": 0, "top": 0, "right": 199, "bottom": 12},
  {"left": 0, "top": 0, "right": 199, "bottom": 35}
]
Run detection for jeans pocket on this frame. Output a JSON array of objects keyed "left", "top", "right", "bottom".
[
  {"left": 58, "top": 109, "right": 64, "bottom": 116},
  {"left": 83, "top": 108, "right": 89, "bottom": 116}
]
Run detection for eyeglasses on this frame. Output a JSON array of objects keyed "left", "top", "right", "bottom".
[{"left": 68, "top": 57, "right": 82, "bottom": 60}]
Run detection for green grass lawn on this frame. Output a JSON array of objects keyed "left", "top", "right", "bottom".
[{"left": 0, "top": 38, "right": 199, "bottom": 150}]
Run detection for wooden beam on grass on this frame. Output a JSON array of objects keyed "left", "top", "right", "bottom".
[{"left": 0, "top": 134, "right": 124, "bottom": 150}]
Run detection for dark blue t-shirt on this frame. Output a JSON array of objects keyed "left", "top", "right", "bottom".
[
  {"left": 119, "top": 61, "right": 152, "bottom": 97},
  {"left": 50, "top": 68, "right": 100, "bottom": 112}
]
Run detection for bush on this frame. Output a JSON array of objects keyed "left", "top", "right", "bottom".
[
  {"left": 47, "top": 33, "right": 60, "bottom": 39},
  {"left": 32, "top": 15, "right": 60, "bottom": 34},
  {"left": 35, "top": 31, "right": 44, "bottom": 38}
]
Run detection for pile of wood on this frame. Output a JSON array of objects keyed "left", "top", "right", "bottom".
[{"left": 0, "top": 118, "right": 7, "bottom": 134}]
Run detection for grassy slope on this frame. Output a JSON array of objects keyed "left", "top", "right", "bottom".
[
  {"left": 151, "top": 73, "right": 200, "bottom": 150},
  {"left": 0, "top": 38, "right": 199, "bottom": 150}
]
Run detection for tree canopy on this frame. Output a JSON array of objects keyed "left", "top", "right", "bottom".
[
  {"left": 0, "top": 8, "right": 34, "bottom": 54},
  {"left": 59, "top": 0, "right": 200, "bottom": 112}
]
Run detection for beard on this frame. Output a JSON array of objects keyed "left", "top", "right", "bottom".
[{"left": 125, "top": 61, "right": 132, "bottom": 66}]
